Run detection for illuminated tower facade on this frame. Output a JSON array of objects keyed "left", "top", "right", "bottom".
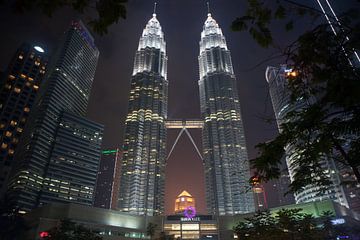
[
  {"left": 0, "top": 43, "right": 48, "bottom": 195},
  {"left": 7, "top": 21, "right": 102, "bottom": 212},
  {"left": 174, "top": 190, "right": 196, "bottom": 214},
  {"left": 94, "top": 148, "right": 122, "bottom": 209},
  {"left": 266, "top": 65, "right": 349, "bottom": 207},
  {"left": 199, "top": 13, "right": 255, "bottom": 215},
  {"left": 118, "top": 13, "right": 168, "bottom": 216}
]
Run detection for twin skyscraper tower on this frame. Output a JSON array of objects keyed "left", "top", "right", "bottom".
[{"left": 118, "top": 11, "right": 255, "bottom": 216}]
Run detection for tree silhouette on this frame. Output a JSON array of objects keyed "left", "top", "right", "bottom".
[
  {"left": 232, "top": 0, "right": 360, "bottom": 195},
  {"left": 1, "top": 0, "right": 127, "bottom": 35},
  {"left": 43, "top": 219, "right": 102, "bottom": 240},
  {"left": 233, "top": 209, "right": 353, "bottom": 240}
]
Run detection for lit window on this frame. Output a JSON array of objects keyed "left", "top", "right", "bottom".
[
  {"left": 35, "top": 61, "right": 40, "bottom": 66},
  {"left": 14, "top": 87, "right": 21, "bottom": 93},
  {"left": 8, "top": 149, "right": 14, "bottom": 155},
  {"left": 28, "top": 77, "right": 34, "bottom": 81},
  {"left": 9, "top": 75, "right": 15, "bottom": 80},
  {"left": 16, "top": 127, "right": 23, "bottom": 133},
  {"left": 1, "top": 143, "right": 7, "bottom": 149},
  {"left": 10, "top": 120, "right": 17, "bottom": 126},
  {"left": 26, "top": 82, "right": 31, "bottom": 87},
  {"left": 181, "top": 197, "right": 185, "bottom": 202},
  {"left": 0, "top": 123, "right": 5, "bottom": 129},
  {"left": 24, "top": 107, "right": 30, "bottom": 113},
  {"left": 33, "top": 85, "right": 39, "bottom": 90},
  {"left": 20, "top": 74, "right": 26, "bottom": 78},
  {"left": 12, "top": 138, "right": 19, "bottom": 144},
  {"left": 5, "top": 131, "right": 12, "bottom": 137}
]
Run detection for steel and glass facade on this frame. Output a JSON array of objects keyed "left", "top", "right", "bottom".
[
  {"left": 118, "top": 13, "right": 168, "bottom": 216},
  {"left": 7, "top": 21, "right": 101, "bottom": 212},
  {"left": 0, "top": 43, "right": 48, "bottom": 195},
  {"left": 39, "top": 112, "right": 103, "bottom": 206},
  {"left": 94, "top": 148, "right": 122, "bottom": 209},
  {"left": 199, "top": 13, "right": 255, "bottom": 215},
  {"left": 265, "top": 65, "right": 349, "bottom": 207}
]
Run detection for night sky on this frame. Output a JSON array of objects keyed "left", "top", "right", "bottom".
[{"left": 0, "top": 0, "right": 357, "bottom": 215}]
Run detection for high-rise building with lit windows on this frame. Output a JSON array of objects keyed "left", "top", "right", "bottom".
[
  {"left": 0, "top": 43, "right": 48, "bottom": 195},
  {"left": 118, "top": 12, "right": 168, "bottom": 216},
  {"left": 265, "top": 65, "right": 350, "bottom": 207},
  {"left": 199, "top": 13, "right": 255, "bottom": 215},
  {"left": 94, "top": 148, "right": 122, "bottom": 209},
  {"left": 6, "top": 21, "right": 102, "bottom": 212}
]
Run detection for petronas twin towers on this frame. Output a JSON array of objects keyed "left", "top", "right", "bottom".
[{"left": 118, "top": 11, "right": 255, "bottom": 216}]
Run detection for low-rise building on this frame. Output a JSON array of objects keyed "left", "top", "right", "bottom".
[{"left": 25, "top": 200, "right": 360, "bottom": 240}]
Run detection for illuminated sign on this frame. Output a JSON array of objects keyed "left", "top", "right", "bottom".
[
  {"left": 180, "top": 217, "right": 200, "bottom": 222},
  {"left": 102, "top": 149, "right": 118, "bottom": 155},
  {"left": 39, "top": 231, "right": 49, "bottom": 238},
  {"left": 331, "top": 218, "right": 345, "bottom": 225},
  {"left": 184, "top": 206, "right": 196, "bottom": 218}
]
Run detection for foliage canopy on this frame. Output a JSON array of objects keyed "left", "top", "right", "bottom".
[{"left": 232, "top": 0, "right": 360, "bottom": 194}]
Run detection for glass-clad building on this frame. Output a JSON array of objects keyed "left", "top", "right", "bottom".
[
  {"left": 7, "top": 21, "right": 102, "bottom": 212},
  {"left": 265, "top": 65, "right": 349, "bottom": 206},
  {"left": 118, "top": 13, "right": 168, "bottom": 216},
  {"left": 0, "top": 43, "right": 48, "bottom": 195},
  {"left": 94, "top": 148, "right": 122, "bottom": 209},
  {"left": 198, "top": 13, "right": 255, "bottom": 215}
]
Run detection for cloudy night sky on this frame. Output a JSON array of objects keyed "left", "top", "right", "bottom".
[{"left": 0, "top": 0, "right": 357, "bottom": 214}]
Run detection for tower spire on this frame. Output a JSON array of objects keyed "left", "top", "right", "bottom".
[
  {"left": 153, "top": 2, "right": 157, "bottom": 17},
  {"left": 207, "top": 1, "right": 210, "bottom": 15}
]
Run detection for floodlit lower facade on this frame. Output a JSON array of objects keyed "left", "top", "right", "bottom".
[
  {"left": 118, "top": 13, "right": 168, "bottom": 216},
  {"left": 198, "top": 13, "right": 255, "bottom": 215},
  {"left": 265, "top": 65, "right": 349, "bottom": 207},
  {"left": 25, "top": 200, "right": 360, "bottom": 240},
  {"left": 6, "top": 21, "right": 102, "bottom": 212}
]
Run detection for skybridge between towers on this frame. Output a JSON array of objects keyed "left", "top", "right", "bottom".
[
  {"left": 165, "top": 119, "right": 204, "bottom": 129},
  {"left": 165, "top": 119, "right": 204, "bottom": 162}
]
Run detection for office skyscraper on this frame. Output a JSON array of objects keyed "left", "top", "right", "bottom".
[
  {"left": 94, "top": 148, "right": 122, "bottom": 209},
  {"left": 118, "top": 13, "right": 168, "bottom": 216},
  {"left": 199, "top": 13, "right": 255, "bottom": 215},
  {"left": 0, "top": 43, "right": 48, "bottom": 195},
  {"left": 266, "top": 65, "right": 349, "bottom": 207},
  {"left": 7, "top": 21, "right": 102, "bottom": 212}
]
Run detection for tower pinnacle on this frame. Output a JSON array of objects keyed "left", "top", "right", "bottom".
[{"left": 153, "top": 2, "right": 157, "bottom": 17}]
